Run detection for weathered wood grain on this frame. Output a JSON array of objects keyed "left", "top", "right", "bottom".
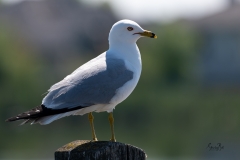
[{"left": 55, "top": 140, "right": 147, "bottom": 160}]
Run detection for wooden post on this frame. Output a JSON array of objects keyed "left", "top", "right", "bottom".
[{"left": 55, "top": 140, "right": 147, "bottom": 160}]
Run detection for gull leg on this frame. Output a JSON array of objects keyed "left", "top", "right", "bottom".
[
  {"left": 108, "top": 112, "right": 116, "bottom": 142},
  {"left": 88, "top": 112, "right": 98, "bottom": 141}
]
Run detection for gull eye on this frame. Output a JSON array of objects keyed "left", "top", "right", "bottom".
[{"left": 127, "top": 27, "right": 133, "bottom": 31}]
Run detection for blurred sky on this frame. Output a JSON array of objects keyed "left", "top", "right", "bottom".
[{"left": 1, "top": 0, "right": 234, "bottom": 23}]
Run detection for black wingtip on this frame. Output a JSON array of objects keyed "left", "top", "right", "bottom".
[
  {"left": 5, "top": 116, "right": 20, "bottom": 122},
  {"left": 5, "top": 105, "right": 44, "bottom": 123},
  {"left": 5, "top": 104, "right": 87, "bottom": 124}
]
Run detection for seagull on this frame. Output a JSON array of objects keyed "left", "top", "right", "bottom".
[{"left": 6, "top": 19, "right": 157, "bottom": 142}]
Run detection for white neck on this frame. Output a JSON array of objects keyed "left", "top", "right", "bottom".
[{"left": 107, "top": 41, "right": 142, "bottom": 75}]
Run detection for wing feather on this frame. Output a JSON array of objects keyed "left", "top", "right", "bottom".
[{"left": 42, "top": 53, "right": 133, "bottom": 109}]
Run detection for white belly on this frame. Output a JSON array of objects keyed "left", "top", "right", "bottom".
[{"left": 109, "top": 59, "right": 141, "bottom": 105}]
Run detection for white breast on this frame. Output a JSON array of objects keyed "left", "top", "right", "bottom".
[{"left": 109, "top": 44, "right": 142, "bottom": 105}]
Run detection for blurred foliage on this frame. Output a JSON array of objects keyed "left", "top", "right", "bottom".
[
  {"left": 1, "top": 19, "right": 240, "bottom": 160},
  {"left": 140, "top": 23, "right": 198, "bottom": 86}
]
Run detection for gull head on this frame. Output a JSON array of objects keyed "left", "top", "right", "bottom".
[{"left": 109, "top": 19, "right": 157, "bottom": 44}]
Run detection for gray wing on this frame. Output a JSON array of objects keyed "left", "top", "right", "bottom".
[{"left": 42, "top": 55, "right": 133, "bottom": 109}]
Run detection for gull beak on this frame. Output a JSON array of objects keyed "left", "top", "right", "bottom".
[{"left": 134, "top": 30, "right": 157, "bottom": 38}]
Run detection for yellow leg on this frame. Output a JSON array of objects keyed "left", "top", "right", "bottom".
[
  {"left": 88, "top": 112, "right": 98, "bottom": 141},
  {"left": 108, "top": 112, "right": 116, "bottom": 142}
]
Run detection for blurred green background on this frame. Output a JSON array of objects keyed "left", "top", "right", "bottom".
[{"left": 1, "top": 0, "right": 240, "bottom": 159}]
